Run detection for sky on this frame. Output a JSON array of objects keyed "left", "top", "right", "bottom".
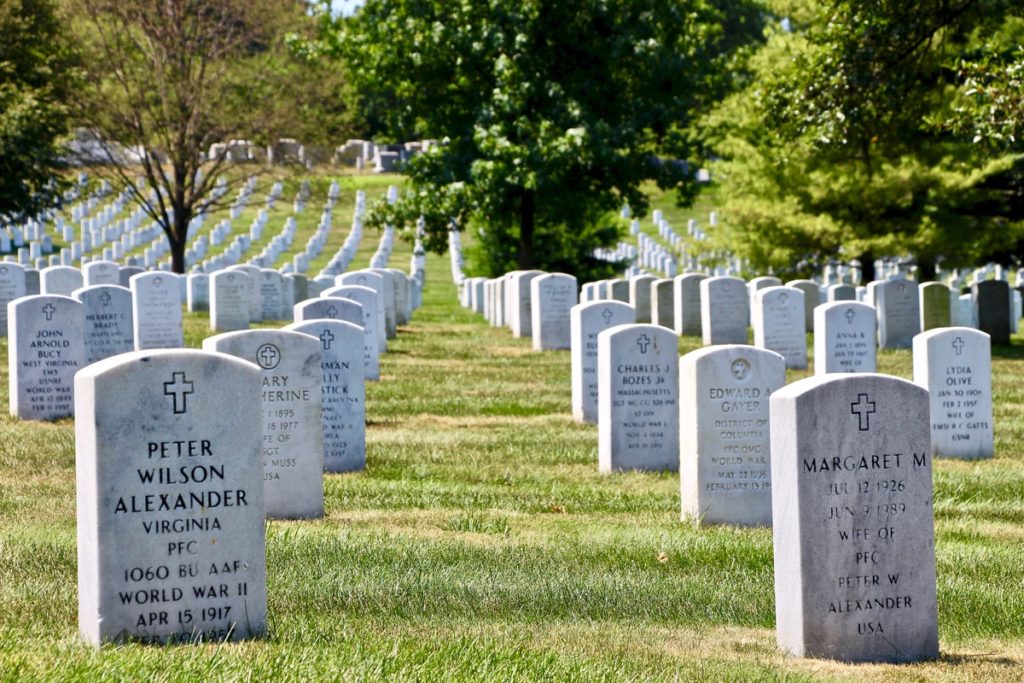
[{"left": 331, "top": 0, "right": 365, "bottom": 16}]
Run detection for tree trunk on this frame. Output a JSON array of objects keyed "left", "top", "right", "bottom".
[
  {"left": 170, "top": 211, "right": 189, "bottom": 274},
  {"left": 517, "top": 190, "right": 535, "bottom": 270},
  {"left": 859, "top": 250, "right": 875, "bottom": 283},
  {"left": 916, "top": 258, "right": 935, "bottom": 282}
]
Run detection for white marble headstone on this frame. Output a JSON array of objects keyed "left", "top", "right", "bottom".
[
  {"left": 570, "top": 301, "right": 635, "bottom": 423},
  {"left": 752, "top": 286, "right": 807, "bottom": 369},
  {"left": 700, "top": 276, "right": 748, "bottom": 345},
  {"left": 203, "top": 329, "right": 324, "bottom": 519},
  {"left": 75, "top": 349, "right": 266, "bottom": 645},
  {"left": 597, "top": 324, "right": 679, "bottom": 472},
  {"left": 531, "top": 273, "right": 578, "bottom": 351},
  {"left": 210, "top": 271, "right": 251, "bottom": 332},
  {"left": 913, "top": 327, "right": 992, "bottom": 459},
  {"left": 8, "top": 295, "right": 85, "bottom": 420},
  {"left": 131, "top": 272, "right": 184, "bottom": 350},
  {"left": 73, "top": 285, "right": 135, "bottom": 363},
  {"left": 771, "top": 374, "right": 938, "bottom": 663},
  {"left": 814, "top": 302, "right": 877, "bottom": 375}
]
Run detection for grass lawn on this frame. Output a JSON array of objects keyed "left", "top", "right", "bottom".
[{"left": 2, "top": 175, "right": 1024, "bottom": 681}]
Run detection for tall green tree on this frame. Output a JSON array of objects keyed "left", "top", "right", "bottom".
[
  {"left": 319, "top": 0, "right": 763, "bottom": 278},
  {"left": 0, "top": 0, "right": 77, "bottom": 225},
  {"left": 703, "top": 0, "right": 1024, "bottom": 281}
]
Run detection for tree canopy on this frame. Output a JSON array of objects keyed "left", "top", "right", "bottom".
[
  {"left": 322, "top": 0, "right": 764, "bottom": 279},
  {"left": 703, "top": 0, "right": 1024, "bottom": 281},
  {"left": 0, "top": 0, "right": 77, "bottom": 225}
]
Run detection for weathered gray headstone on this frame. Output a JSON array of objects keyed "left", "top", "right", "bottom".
[
  {"left": 752, "top": 286, "right": 807, "bottom": 369},
  {"left": 73, "top": 285, "right": 135, "bottom": 363},
  {"left": 75, "top": 349, "right": 266, "bottom": 645},
  {"left": 813, "top": 302, "right": 877, "bottom": 375},
  {"left": 700, "top": 276, "right": 749, "bottom": 345},
  {"left": 827, "top": 284, "right": 857, "bottom": 302},
  {"left": 118, "top": 266, "right": 144, "bottom": 288},
  {"left": 875, "top": 280, "right": 920, "bottom": 349},
  {"left": 913, "top": 327, "right": 992, "bottom": 459},
  {"left": 771, "top": 374, "right": 938, "bottom": 663},
  {"left": 187, "top": 274, "right": 210, "bottom": 313},
  {"left": 680, "top": 345, "right": 785, "bottom": 526},
  {"left": 131, "top": 272, "right": 184, "bottom": 350},
  {"left": 570, "top": 301, "right": 635, "bottom": 423},
  {"left": 673, "top": 273, "right": 706, "bottom": 337},
  {"left": 24, "top": 267, "right": 40, "bottom": 296},
  {"left": 531, "top": 273, "right": 578, "bottom": 351},
  {"left": 8, "top": 295, "right": 85, "bottom": 420},
  {"left": 629, "top": 274, "right": 657, "bottom": 324},
  {"left": 651, "top": 278, "right": 674, "bottom": 330},
  {"left": 509, "top": 270, "right": 544, "bottom": 338},
  {"left": 203, "top": 329, "right": 324, "bottom": 519},
  {"left": 285, "top": 319, "right": 366, "bottom": 472},
  {"left": 972, "top": 280, "right": 1010, "bottom": 345},
  {"left": 608, "top": 278, "right": 630, "bottom": 303},
  {"left": 597, "top": 324, "right": 679, "bottom": 472},
  {"left": 919, "top": 282, "right": 951, "bottom": 331}
]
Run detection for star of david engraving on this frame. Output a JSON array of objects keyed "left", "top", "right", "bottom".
[
  {"left": 851, "top": 393, "right": 876, "bottom": 431},
  {"left": 163, "top": 372, "right": 194, "bottom": 414}
]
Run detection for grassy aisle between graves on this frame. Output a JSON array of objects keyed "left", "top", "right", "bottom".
[{"left": 3, "top": 186, "right": 1024, "bottom": 680}]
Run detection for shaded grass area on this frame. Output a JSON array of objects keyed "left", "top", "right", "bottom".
[{"left": 2, "top": 181, "right": 1024, "bottom": 680}]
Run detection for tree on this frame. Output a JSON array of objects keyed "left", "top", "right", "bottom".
[
  {"left": 68, "top": 0, "right": 311, "bottom": 273},
  {"left": 0, "top": 0, "right": 77, "bottom": 225},
  {"left": 702, "top": 0, "right": 1024, "bottom": 281},
  {"left": 318, "top": 0, "right": 763, "bottom": 279}
]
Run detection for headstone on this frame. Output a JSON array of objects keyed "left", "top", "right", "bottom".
[
  {"left": 785, "top": 279, "right": 821, "bottom": 332},
  {"left": 368, "top": 268, "right": 397, "bottom": 338},
  {"left": 285, "top": 273, "right": 308, "bottom": 304},
  {"left": 322, "top": 285, "right": 382, "bottom": 381},
  {"left": 752, "top": 286, "right": 807, "bottom": 369},
  {"left": 570, "top": 301, "right": 635, "bottom": 423},
  {"left": 336, "top": 270, "right": 388, "bottom": 350},
  {"left": 680, "top": 345, "right": 785, "bottom": 526},
  {"left": 131, "top": 272, "right": 184, "bottom": 350},
  {"left": 8, "top": 295, "right": 85, "bottom": 420},
  {"left": 918, "top": 282, "right": 951, "bottom": 331},
  {"left": 227, "top": 264, "right": 262, "bottom": 323},
  {"left": 73, "top": 285, "right": 135, "bottom": 363},
  {"left": 187, "top": 274, "right": 210, "bottom": 313},
  {"left": 294, "top": 297, "right": 364, "bottom": 327},
  {"left": 530, "top": 273, "right": 578, "bottom": 351},
  {"left": 597, "top": 324, "right": 679, "bottom": 472},
  {"left": 509, "top": 270, "right": 544, "bottom": 338},
  {"left": 118, "top": 266, "right": 144, "bottom": 288},
  {"left": 259, "top": 270, "right": 284, "bottom": 321},
  {"left": 700, "top": 276, "right": 748, "bottom": 345},
  {"left": 75, "top": 349, "right": 266, "bottom": 645},
  {"left": 827, "top": 284, "right": 857, "bottom": 302},
  {"left": 203, "top": 330, "right": 324, "bottom": 519},
  {"left": 0, "top": 262, "right": 27, "bottom": 337},
  {"left": 651, "top": 278, "right": 674, "bottom": 330},
  {"left": 629, "top": 274, "right": 657, "bottom": 324},
  {"left": 813, "top": 302, "right": 877, "bottom": 375},
  {"left": 608, "top": 279, "right": 630, "bottom": 304},
  {"left": 83, "top": 260, "right": 120, "bottom": 287},
  {"left": 972, "top": 280, "right": 1010, "bottom": 345},
  {"left": 770, "top": 374, "right": 938, "bottom": 663},
  {"left": 24, "top": 268, "right": 40, "bottom": 296},
  {"left": 673, "top": 273, "right": 706, "bottom": 336},
  {"left": 40, "top": 265, "right": 83, "bottom": 296},
  {"left": 284, "top": 320, "right": 366, "bottom": 472},
  {"left": 210, "top": 271, "right": 251, "bottom": 332},
  {"left": 913, "top": 327, "right": 992, "bottom": 459},
  {"left": 875, "top": 279, "right": 920, "bottom": 349}
]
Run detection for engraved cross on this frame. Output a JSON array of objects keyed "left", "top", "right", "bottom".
[
  {"left": 325, "top": 305, "right": 338, "bottom": 318},
  {"left": 42, "top": 303, "right": 56, "bottom": 321},
  {"left": 637, "top": 333, "right": 651, "bottom": 353},
  {"left": 952, "top": 336, "right": 965, "bottom": 355},
  {"left": 845, "top": 308, "right": 855, "bottom": 324},
  {"left": 320, "top": 329, "right": 335, "bottom": 350},
  {"left": 100, "top": 292, "right": 112, "bottom": 307},
  {"left": 163, "top": 372, "right": 194, "bottom": 414},
  {"left": 851, "top": 393, "right": 876, "bottom": 431},
  {"left": 601, "top": 308, "right": 613, "bottom": 325}
]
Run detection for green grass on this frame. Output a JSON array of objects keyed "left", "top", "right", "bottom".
[{"left": 3, "top": 175, "right": 1024, "bottom": 680}]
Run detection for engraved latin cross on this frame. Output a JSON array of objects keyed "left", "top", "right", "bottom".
[
  {"left": 163, "top": 372, "right": 194, "bottom": 414},
  {"left": 636, "top": 333, "right": 651, "bottom": 353},
  {"left": 851, "top": 393, "right": 876, "bottom": 431}
]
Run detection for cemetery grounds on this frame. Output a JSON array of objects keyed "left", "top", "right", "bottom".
[{"left": 2, "top": 173, "right": 1024, "bottom": 681}]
